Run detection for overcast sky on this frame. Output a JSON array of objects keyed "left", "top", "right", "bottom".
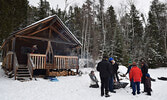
[{"left": 28, "top": 0, "right": 166, "bottom": 16}]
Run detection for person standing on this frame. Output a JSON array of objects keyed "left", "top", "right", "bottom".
[
  {"left": 125, "top": 60, "right": 133, "bottom": 75},
  {"left": 31, "top": 45, "right": 38, "bottom": 53},
  {"left": 97, "top": 56, "right": 111, "bottom": 97},
  {"left": 112, "top": 60, "right": 119, "bottom": 83},
  {"left": 141, "top": 62, "right": 148, "bottom": 92},
  {"left": 145, "top": 73, "right": 152, "bottom": 96},
  {"left": 124, "top": 60, "right": 133, "bottom": 87},
  {"left": 108, "top": 57, "right": 116, "bottom": 93},
  {"left": 129, "top": 62, "right": 142, "bottom": 95}
]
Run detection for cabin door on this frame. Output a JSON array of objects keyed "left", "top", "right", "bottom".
[{"left": 46, "top": 41, "right": 54, "bottom": 68}]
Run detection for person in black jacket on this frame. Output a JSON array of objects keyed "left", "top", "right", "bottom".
[
  {"left": 108, "top": 57, "right": 116, "bottom": 93},
  {"left": 97, "top": 56, "right": 111, "bottom": 97},
  {"left": 31, "top": 45, "right": 38, "bottom": 53},
  {"left": 112, "top": 60, "right": 119, "bottom": 83},
  {"left": 141, "top": 62, "right": 148, "bottom": 92}
]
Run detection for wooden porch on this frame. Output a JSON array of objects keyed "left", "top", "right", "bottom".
[
  {"left": 2, "top": 51, "right": 79, "bottom": 80},
  {"left": 27, "top": 53, "right": 79, "bottom": 75},
  {"left": 28, "top": 54, "right": 78, "bottom": 70}
]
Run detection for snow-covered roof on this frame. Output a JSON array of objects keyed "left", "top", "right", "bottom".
[{"left": 24, "top": 15, "right": 56, "bottom": 30}]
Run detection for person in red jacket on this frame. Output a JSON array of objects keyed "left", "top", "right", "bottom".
[{"left": 129, "top": 62, "right": 142, "bottom": 95}]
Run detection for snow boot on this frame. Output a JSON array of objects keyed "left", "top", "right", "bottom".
[
  {"left": 147, "top": 92, "right": 151, "bottom": 96},
  {"left": 105, "top": 94, "right": 110, "bottom": 97},
  {"left": 110, "top": 90, "right": 116, "bottom": 93}
]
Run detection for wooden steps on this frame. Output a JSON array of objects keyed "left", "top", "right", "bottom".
[{"left": 16, "top": 65, "right": 32, "bottom": 81}]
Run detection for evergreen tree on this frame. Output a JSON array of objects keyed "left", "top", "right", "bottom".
[
  {"left": 36, "top": 0, "right": 51, "bottom": 21},
  {"left": 66, "top": 6, "right": 82, "bottom": 41},
  {"left": 120, "top": 13, "right": 131, "bottom": 66},
  {"left": 0, "top": 0, "right": 29, "bottom": 45},
  {"left": 98, "top": 0, "right": 106, "bottom": 56},
  {"left": 105, "top": 5, "right": 124, "bottom": 62},
  {"left": 147, "top": 0, "right": 167, "bottom": 67},
  {"left": 24, "top": 6, "right": 38, "bottom": 26},
  {"left": 105, "top": 5, "right": 117, "bottom": 56},
  {"left": 129, "top": 4, "right": 144, "bottom": 61}
]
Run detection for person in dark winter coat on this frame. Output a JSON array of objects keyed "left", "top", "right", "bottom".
[
  {"left": 97, "top": 56, "right": 111, "bottom": 97},
  {"left": 145, "top": 73, "right": 152, "bottom": 96},
  {"left": 124, "top": 60, "right": 133, "bottom": 87},
  {"left": 108, "top": 57, "right": 116, "bottom": 93},
  {"left": 141, "top": 62, "right": 148, "bottom": 92},
  {"left": 129, "top": 62, "right": 142, "bottom": 95},
  {"left": 112, "top": 60, "right": 119, "bottom": 83},
  {"left": 89, "top": 71, "right": 99, "bottom": 88}
]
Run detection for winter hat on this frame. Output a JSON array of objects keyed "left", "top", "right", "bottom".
[
  {"left": 141, "top": 62, "right": 145, "bottom": 66},
  {"left": 33, "top": 45, "right": 37, "bottom": 48},
  {"left": 128, "top": 60, "right": 132, "bottom": 64},
  {"left": 90, "top": 70, "right": 94, "bottom": 74},
  {"left": 103, "top": 53, "right": 108, "bottom": 58},
  {"left": 146, "top": 73, "right": 150, "bottom": 78},
  {"left": 103, "top": 55, "right": 108, "bottom": 59},
  {"left": 109, "top": 57, "right": 114, "bottom": 62},
  {"left": 132, "top": 62, "right": 137, "bottom": 66}
]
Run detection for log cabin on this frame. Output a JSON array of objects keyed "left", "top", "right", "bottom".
[{"left": 1, "top": 15, "right": 82, "bottom": 81}]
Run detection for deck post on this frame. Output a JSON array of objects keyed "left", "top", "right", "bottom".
[{"left": 11, "top": 37, "right": 16, "bottom": 70}]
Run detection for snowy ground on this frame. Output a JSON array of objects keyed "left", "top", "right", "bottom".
[{"left": 0, "top": 62, "right": 167, "bottom": 100}]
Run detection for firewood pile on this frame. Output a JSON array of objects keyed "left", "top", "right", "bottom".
[{"left": 49, "top": 70, "right": 77, "bottom": 76}]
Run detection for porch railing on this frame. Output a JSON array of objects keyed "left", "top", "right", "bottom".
[
  {"left": 13, "top": 52, "right": 19, "bottom": 80},
  {"left": 27, "top": 54, "right": 35, "bottom": 78},
  {"left": 4, "top": 51, "right": 19, "bottom": 80},
  {"left": 4, "top": 51, "right": 13, "bottom": 71},
  {"left": 28, "top": 54, "right": 46, "bottom": 69},
  {"left": 54, "top": 55, "right": 78, "bottom": 69},
  {"left": 3, "top": 51, "right": 20, "bottom": 80},
  {"left": 28, "top": 54, "right": 79, "bottom": 70}
]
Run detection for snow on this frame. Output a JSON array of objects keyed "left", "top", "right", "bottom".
[{"left": 0, "top": 62, "right": 167, "bottom": 100}]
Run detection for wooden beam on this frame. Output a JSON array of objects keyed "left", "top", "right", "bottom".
[
  {"left": 46, "top": 41, "right": 54, "bottom": 64},
  {"left": 1, "top": 40, "right": 8, "bottom": 50},
  {"left": 12, "top": 37, "right": 16, "bottom": 52},
  {"left": 49, "top": 18, "right": 57, "bottom": 26},
  {"left": 50, "top": 26, "right": 71, "bottom": 42},
  {"left": 15, "top": 35, "right": 76, "bottom": 45},
  {"left": 16, "top": 17, "right": 53, "bottom": 35},
  {"left": 28, "top": 26, "right": 49, "bottom": 36},
  {"left": 36, "top": 23, "right": 44, "bottom": 30},
  {"left": 55, "top": 19, "right": 62, "bottom": 27},
  {"left": 24, "top": 23, "right": 44, "bottom": 35},
  {"left": 49, "top": 28, "right": 51, "bottom": 39}
]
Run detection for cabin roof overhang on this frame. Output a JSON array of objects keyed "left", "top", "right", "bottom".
[{"left": 1, "top": 15, "right": 82, "bottom": 49}]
